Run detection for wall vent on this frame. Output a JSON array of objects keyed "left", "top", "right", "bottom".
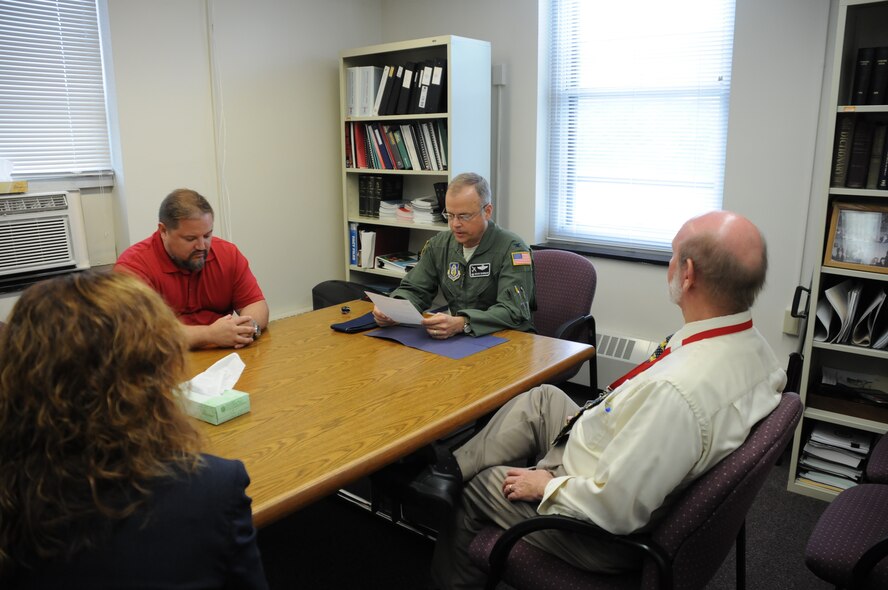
[{"left": 595, "top": 331, "right": 658, "bottom": 390}]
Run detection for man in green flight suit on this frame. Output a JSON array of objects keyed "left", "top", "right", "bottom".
[{"left": 372, "top": 172, "right": 535, "bottom": 338}]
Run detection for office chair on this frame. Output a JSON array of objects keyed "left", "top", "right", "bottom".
[
  {"left": 468, "top": 392, "right": 803, "bottom": 590},
  {"left": 531, "top": 248, "right": 598, "bottom": 396},
  {"left": 311, "top": 279, "right": 384, "bottom": 310},
  {"left": 805, "top": 483, "right": 888, "bottom": 589}
]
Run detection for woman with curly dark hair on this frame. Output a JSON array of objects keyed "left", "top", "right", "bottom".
[{"left": 0, "top": 271, "right": 267, "bottom": 589}]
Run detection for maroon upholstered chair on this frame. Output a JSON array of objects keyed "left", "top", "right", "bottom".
[
  {"left": 865, "top": 434, "right": 888, "bottom": 483},
  {"left": 805, "top": 484, "right": 888, "bottom": 589},
  {"left": 467, "top": 391, "right": 803, "bottom": 590},
  {"left": 531, "top": 248, "right": 597, "bottom": 396}
]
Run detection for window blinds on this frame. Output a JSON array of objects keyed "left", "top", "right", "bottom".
[
  {"left": 0, "top": 0, "right": 111, "bottom": 177},
  {"left": 546, "top": 0, "right": 735, "bottom": 256}
]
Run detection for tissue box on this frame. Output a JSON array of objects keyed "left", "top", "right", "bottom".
[
  {"left": 184, "top": 389, "right": 250, "bottom": 425},
  {"left": 0, "top": 180, "right": 27, "bottom": 194}
]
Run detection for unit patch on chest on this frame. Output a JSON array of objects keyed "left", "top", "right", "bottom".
[
  {"left": 447, "top": 262, "right": 462, "bottom": 281},
  {"left": 469, "top": 263, "right": 491, "bottom": 278}
]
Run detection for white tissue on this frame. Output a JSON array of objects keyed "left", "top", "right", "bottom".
[{"left": 187, "top": 352, "right": 245, "bottom": 398}]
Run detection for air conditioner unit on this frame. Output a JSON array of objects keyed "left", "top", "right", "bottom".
[{"left": 0, "top": 190, "right": 90, "bottom": 278}]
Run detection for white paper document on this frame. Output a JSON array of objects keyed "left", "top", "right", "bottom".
[{"left": 365, "top": 292, "right": 424, "bottom": 326}]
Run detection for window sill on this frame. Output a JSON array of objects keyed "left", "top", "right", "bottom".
[
  {"left": 532, "top": 241, "right": 670, "bottom": 266},
  {"left": 14, "top": 172, "right": 115, "bottom": 193}
]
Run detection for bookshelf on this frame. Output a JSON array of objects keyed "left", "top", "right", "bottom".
[
  {"left": 787, "top": 0, "right": 888, "bottom": 501},
  {"left": 339, "top": 36, "right": 491, "bottom": 289}
]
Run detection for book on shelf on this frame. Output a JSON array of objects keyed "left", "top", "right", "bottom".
[
  {"left": 436, "top": 119, "right": 448, "bottom": 168},
  {"left": 374, "top": 65, "right": 395, "bottom": 116},
  {"left": 869, "top": 46, "right": 888, "bottom": 105},
  {"left": 799, "top": 453, "right": 863, "bottom": 481},
  {"left": 851, "top": 47, "right": 876, "bottom": 105},
  {"left": 810, "top": 422, "right": 873, "bottom": 455},
  {"left": 349, "top": 222, "right": 359, "bottom": 265},
  {"left": 866, "top": 124, "right": 887, "bottom": 189},
  {"left": 346, "top": 67, "right": 358, "bottom": 117},
  {"left": 381, "top": 125, "right": 404, "bottom": 170},
  {"left": 814, "top": 279, "right": 888, "bottom": 349},
  {"left": 798, "top": 471, "right": 857, "bottom": 493},
  {"left": 352, "top": 123, "right": 369, "bottom": 168},
  {"left": 357, "top": 66, "right": 383, "bottom": 117},
  {"left": 375, "top": 251, "right": 419, "bottom": 274},
  {"left": 395, "top": 62, "right": 416, "bottom": 115},
  {"left": 845, "top": 120, "right": 874, "bottom": 189},
  {"left": 400, "top": 124, "right": 422, "bottom": 171},
  {"left": 879, "top": 130, "right": 888, "bottom": 190},
  {"left": 357, "top": 173, "right": 403, "bottom": 217},
  {"left": 422, "top": 57, "right": 446, "bottom": 113},
  {"left": 821, "top": 366, "right": 888, "bottom": 406},
  {"left": 356, "top": 227, "right": 409, "bottom": 269},
  {"left": 795, "top": 423, "right": 871, "bottom": 493},
  {"left": 359, "top": 229, "right": 376, "bottom": 268},
  {"left": 831, "top": 114, "right": 856, "bottom": 187},
  {"left": 383, "top": 64, "right": 404, "bottom": 116},
  {"left": 803, "top": 439, "right": 865, "bottom": 469},
  {"left": 408, "top": 60, "right": 426, "bottom": 114},
  {"left": 371, "top": 124, "right": 395, "bottom": 170},
  {"left": 391, "top": 128, "right": 412, "bottom": 170}
]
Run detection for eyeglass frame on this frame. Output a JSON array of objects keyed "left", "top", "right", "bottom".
[{"left": 442, "top": 205, "right": 490, "bottom": 224}]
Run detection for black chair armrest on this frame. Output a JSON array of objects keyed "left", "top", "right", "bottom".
[
  {"left": 853, "top": 534, "right": 888, "bottom": 587},
  {"left": 486, "top": 514, "right": 672, "bottom": 590},
  {"left": 553, "top": 314, "right": 599, "bottom": 396},
  {"left": 553, "top": 313, "right": 595, "bottom": 343}
]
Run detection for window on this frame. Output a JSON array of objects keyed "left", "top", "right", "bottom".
[
  {"left": 546, "top": 0, "right": 735, "bottom": 259},
  {"left": 0, "top": 0, "right": 111, "bottom": 179}
]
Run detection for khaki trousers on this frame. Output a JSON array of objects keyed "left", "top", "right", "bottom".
[{"left": 430, "top": 384, "right": 641, "bottom": 590}]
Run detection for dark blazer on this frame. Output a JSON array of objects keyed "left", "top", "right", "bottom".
[{"left": 11, "top": 454, "right": 268, "bottom": 590}]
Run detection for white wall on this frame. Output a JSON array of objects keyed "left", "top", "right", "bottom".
[
  {"left": 381, "top": 0, "right": 831, "bottom": 364},
  {"left": 96, "top": 0, "right": 833, "bottom": 364},
  {"left": 102, "top": 0, "right": 383, "bottom": 319}
]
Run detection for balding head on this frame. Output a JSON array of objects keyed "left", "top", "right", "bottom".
[{"left": 671, "top": 211, "right": 767, "bottom": 315}]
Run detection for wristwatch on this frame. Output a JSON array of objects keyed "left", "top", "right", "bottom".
[
  {"left": 462, "top": 317, "right": 471, "bottom": 335},
  {"left": 251, "top": 319, "right": 262, "bottom": 339}
]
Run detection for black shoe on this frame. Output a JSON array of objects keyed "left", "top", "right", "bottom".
[
  {"left": 371, "top": 446, "right": 463, "bottom": 510},
  {"left": 402, "top": 464, "right": 462, "bottom": 510}
]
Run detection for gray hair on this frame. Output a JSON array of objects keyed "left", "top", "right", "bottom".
[{"left": 448, "top": 172, "right": 491, "bottom": 207}]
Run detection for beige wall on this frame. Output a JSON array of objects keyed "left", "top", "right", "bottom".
[{"left": 90, "top": 0, "right": 832, "bottom": 362}]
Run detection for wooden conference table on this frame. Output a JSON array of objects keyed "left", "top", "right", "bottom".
[{"left": 186, "top": 300, "right": 595, "bottom": 528}]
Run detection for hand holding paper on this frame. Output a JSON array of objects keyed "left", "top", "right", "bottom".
[{"left": 366, "top": 292, "right": 424, "bottom": 326}]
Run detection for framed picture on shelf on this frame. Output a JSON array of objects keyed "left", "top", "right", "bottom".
[{"left": 824, "top": 201, "right": 888, "bottom": 275}]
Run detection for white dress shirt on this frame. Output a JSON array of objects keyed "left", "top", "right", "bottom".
[{"left": 538, "top": 310, "right": 786, "bottom": 534}]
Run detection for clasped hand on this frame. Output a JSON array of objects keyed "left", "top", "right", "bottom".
[{"left": 209, "top": 314, "right": 257, "bottom": 349}]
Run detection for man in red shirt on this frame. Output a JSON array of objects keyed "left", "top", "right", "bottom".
[{"left": 115, "top": 188, "right": 268, "bottom": 349}]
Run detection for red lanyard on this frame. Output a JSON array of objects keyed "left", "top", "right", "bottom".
[{"left": 606, "top": 319, "right": 753, "bottom": 392}]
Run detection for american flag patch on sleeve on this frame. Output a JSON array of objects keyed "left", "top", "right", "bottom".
[{"left": 511, "top": 251, "right": 532, "bottom": 266}]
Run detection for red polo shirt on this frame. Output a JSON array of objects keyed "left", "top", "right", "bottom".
[{"left": 115, "top": 231, "right": 265, "bottom": 326}]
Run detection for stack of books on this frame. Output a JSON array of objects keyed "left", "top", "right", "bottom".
[
  {"left": 375, "top": 251, "right": 418, "bottom": 275},
  {"left": 396, "top": 203, "right": 414, "bottom": 222},
  {"left": 411, "top": 196, "right": 443, "bottom": 224},
  {"left": 798, "top": 423, "right": 872, "bottom": 493},
  {"left": 379, "top": 200, "right": 405, "bottom": 220}
]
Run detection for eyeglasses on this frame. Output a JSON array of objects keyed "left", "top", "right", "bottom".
[{"left": 443, "top": 210, "right": 483, "bottom": 223}]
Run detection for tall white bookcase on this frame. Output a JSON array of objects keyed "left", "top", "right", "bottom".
[
  {"left": 339, "top": 36, "right": 491, "bottom": 289},
  {"left": 787, "top": 0, "right": 888, "bottom": 501}
]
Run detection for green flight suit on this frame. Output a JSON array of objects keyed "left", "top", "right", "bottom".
[{"left": 390, "top": 221, "right": 535, "bottom": 336}]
